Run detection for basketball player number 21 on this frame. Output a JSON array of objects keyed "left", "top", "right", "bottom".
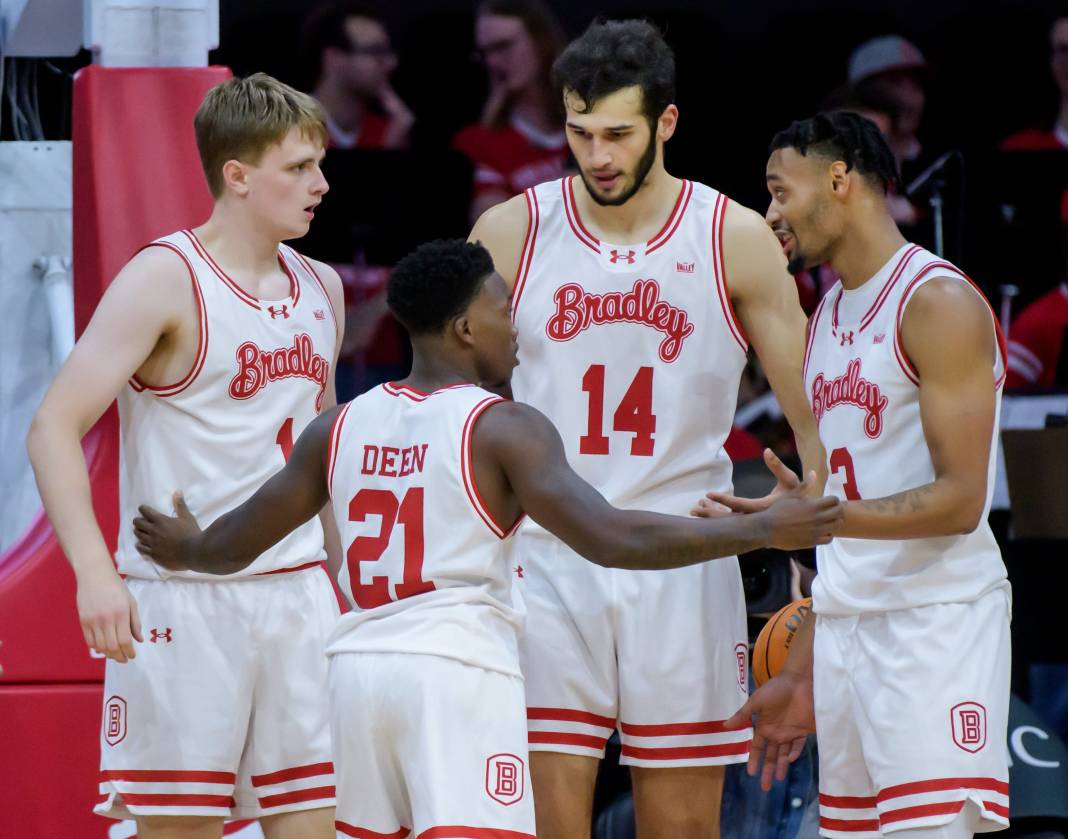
[
  {"left": 829, "top": 447, "right": 862, "bottom": 500},
  {"left": 580, "top": 364, "right": 656, "bottom": 456},
  {"left": 346, "top": 487, "right": 434, "bottom": 609}
]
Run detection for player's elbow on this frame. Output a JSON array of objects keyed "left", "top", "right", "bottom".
[
  {"left": 26, "top": 409, "right": 51, "bottom": 466},
  {"left": 948, "top": 489, "right": 986, "bottom": 535}
]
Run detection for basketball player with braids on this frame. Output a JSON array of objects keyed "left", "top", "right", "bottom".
[
  {"left": 131, "top": 239, "right": 843, "bottom": 839},
  {"left": 705, "top": 112, "right": 1011, "bottom": 839},
  {"left": 470, "top": 19, "right": 827, "bottom": 838},
  {"left": 27, "top": 75, "right": 344, "bottom": 837}
]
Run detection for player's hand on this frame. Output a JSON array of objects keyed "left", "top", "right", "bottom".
[
  {"left": 703, "top": 448, "right": 801, "bottom": 514},
  {"left": 726, "top": 671, "right": 815, "bottom": 791},
  {"left": 689, "top": 497, "right": 732, "bottom": 518},
  {"left": 75, "top": 567, "right": 143, "bottom": 663},
  {"left": 133, "top": 492, "right": 202, "bottom": 572},
  {"left": 761, "top": 474, "right": 842, "bottom": 550}
]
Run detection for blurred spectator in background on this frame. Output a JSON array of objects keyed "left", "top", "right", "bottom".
[
  {"left": 299, "top": 1, "right": 414, "bottom": 150},
  {"left": 453, "top": 0, "right": 569, "bottom": 222},
  {"left": 849, "top": 35, "right": 929, "bottom": 172},
  {"left": 1000, "top": 16, "right": 1068, "bottom": 152}
]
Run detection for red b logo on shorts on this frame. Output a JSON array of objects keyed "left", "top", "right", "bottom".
[
  {"left": 951, "top": 701, "right": 987, "bottom": 753},
  {"left": 735, "top": 643, "right": 748, "bottom": 692},
  {"left": 485, "top": 753, "right": 525, "bottom": 806},
  {"left": 104, "top": 695, "right": 127, "bottom": 747}
]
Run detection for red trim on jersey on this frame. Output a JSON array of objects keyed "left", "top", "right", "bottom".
[
  {"left": 818, "top": 816, "right": 881, "bottom": 833},
  {"left": 511, "top": 187, "right": 540, "bottom": 324},
  {"left": 563, "top": 177, "right": 601, "bottom": 252},
  {"left": 258, "top": 785, "right": 336, "bottom": 808},
  {"left": 819, "top": 793, "right": 877, "bottom": 808},
  {"left": 804, "top": 292, "right": 831, "bottom": 382},
  {"left": 527, "top": 707, "right": 616, "bottom": 728},
  {"left": 255, "top": 560, "right": 326, "bottom": 576},
  {"left": 290, "top": 247, "right": 342, "bottom": 335},
  {"left": 182, "top": 230, "right": 262, "bottom": 310},
  {"left": 879, "top": 800, "right": 965, "bottom": 826},
  {"left": 892, "top": 264, "right": 1008, "bottom": 388},
  {"left": 875, "top": 776, "right": 1008, "bottom": 803},
  {"left": 274, "top": 249, "right": 302, "bottom": 309},
  {"left": 118, "top": 792, "right": 235, "bottom": 807},
  {"left": 528, "top": 731, "right": 610, "bottom": 750},
  {"left": 461, "top": 396, "right": 525, "bottom": 538},
  {"left": 327, "top": 403, "right": 352, "bottom": 500},
  {"left": 854, "top": 245, "right": 923, "bottom": 333},
  {"left": 100, "top": 769, "right": 235, "bottom": 784},
  {"left": 418, "top": 829, "right": 536, "bottom": 839},
  {"left": 128, "top": 242, "right": 209, "bottom": 397},
  {"left": 251, "top": 762, "right": 334, "bottom": 787},
  {"left": 336, "top": 825, "right": 411, "bottom": 839},
  {"left": 620, "top": 719, "right": 734, "bottom": 737},
  {"left": 382, "top": 382, "right": 474, "bottom": 402},
  {"left": 645, "top": 180, "right": 693, "bottom": 254},
  {"left": 619, "top": 740, "right": 752, "bottom": 760},
  {"left": 710, "top": 192, "right": 748, "bottom": 352}
]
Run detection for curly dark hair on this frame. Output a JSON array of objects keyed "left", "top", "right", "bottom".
[
  {"left": 769, "top": 111, "right": 902, "bottom": 195},
  {"left": 551, "top": 19, "right": 675, "bottom": 128},
  {"left": 387, "top": 239, "right": 496, "bottom": 335}
]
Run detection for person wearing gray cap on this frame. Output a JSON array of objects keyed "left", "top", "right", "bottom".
[{"left": 849, "top": 35, "right": 929, "bottom": 168}]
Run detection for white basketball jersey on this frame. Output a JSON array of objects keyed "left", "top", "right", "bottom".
[
  {"left": 510, "top": 177, "right": 748, "bottom": 522},
  {"left": 324, "top": 383, "right": 526, "bottom": 677},
  {"left": 116, "top": 229, "right": 337, "bottom": 579},
  {"left": 805, "top": 243, "right": 1009, "bottom": 615}
]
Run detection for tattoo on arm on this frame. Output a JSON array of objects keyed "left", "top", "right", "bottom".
[{"left": 856, "top": 483, "right": 937, "bottom": 515}]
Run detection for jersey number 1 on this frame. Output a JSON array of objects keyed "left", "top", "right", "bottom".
[
  {"left": 580, "top": 365, "right": 656, "bottom": 456},
  {"left": 347, "top": 487, "right": 435, "bottom": 609}
]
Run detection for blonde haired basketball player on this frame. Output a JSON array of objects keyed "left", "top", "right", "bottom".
[
  {"left": 132, "top": 238, "right": 841, "bottom": 839},
  {"left": 27, "top": 74, "right": 344, "bottom": 838},
  {"left": 469, "top": 19, "right": 827, "bottom": 839},
  {"left": 707, "top": 111, "right": 1011, "bottom": 839}
]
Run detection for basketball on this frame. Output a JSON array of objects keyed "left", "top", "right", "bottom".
[{"left": 751, "top": 597, "right": 812, "bottom": 687}]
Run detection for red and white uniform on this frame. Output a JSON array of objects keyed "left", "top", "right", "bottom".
[
  {"left": 324, "top": 382, "right": 534, "bottom": 838},
  {"left": 804, "top": 243, "right": 1011, "bottom": 836},
  {"left": 97, "top": 229, "right": 340, "bottom": 821},
  {"left": 509, "top": 176, "right": 752, "bottom": 767}
]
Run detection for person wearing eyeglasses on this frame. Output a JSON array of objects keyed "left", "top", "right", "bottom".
[
  {"left": 453, "top": 0, "right": 571, "bottom": 223},
  {"left": 298, "top": 1, "right": 414, "bottom": 150}
]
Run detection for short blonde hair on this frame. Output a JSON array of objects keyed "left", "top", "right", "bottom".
[{"left": 194, "top": 73, "right": 329, "bottom": 197}]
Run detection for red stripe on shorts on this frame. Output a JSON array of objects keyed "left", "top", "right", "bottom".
[
  {"left": 119, "top": 793, "right": 235, "bottom": 807},
  {"left": 252, "top": 761, "right": 334, "bottom": 787},
  {"left": 418, "top": 828, "right": 537, "bottom": 839},
  {"left": 258, "top": 785, "right": 336, "bottom": 809},
  {"left": 620, "top": 720, "right": 732, "bottom": 737},
  {"left": 100, "top": 769, "right": 236, "bottom": 784},
  {"left": 528, "top": 731, "right": 609, "bottom": 750},
  {"left": 336, "top": 823, "right": 411, "bottom": 839},
  {"left": 983, "top": 801, "right": 1010, "bottom": 818},
  {"left": 876, "top": 777, "right": 1008, "bottom": 803},
  {"left": 620, "top": 740, "right": 751, "bottom": 760},
  {"left": 880, "top": 800, "right": 965, "bottom": 826},
  {"left": 819, "top": 816, "right": 881, "bottom": 833},
  {"left": 527, "top": 707, "right": 615, "bottom": 728},
  {"left": 819, "top": 793, "right": 878, "bottom": 808}
]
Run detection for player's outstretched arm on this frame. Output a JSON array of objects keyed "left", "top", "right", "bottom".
[
  {"left": 836, "top": 278, "right": 998, "bottom": 539},
  {"left": 725, "top": 203, "right": 827, "bottom": 489},
  {"left": 27, "top": 246, "right": 194, "bottom": 663},
  {"left": 133, "top": 407, "right": 340, "bottom": 575},
  {"left": 475, "top": 401, "right": 843, "bottom": 569}
]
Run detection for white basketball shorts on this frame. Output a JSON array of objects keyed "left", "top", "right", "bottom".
[
  {"left": 330, "top": 651, "right": 535, "bottom": 838},
  {"left": 518, "top": 532, "right": 752, "bottom": 768},
  {"left": 814, "top": 585, "right": 1011, "bottom": 837},
  {"left": 95, "top": 564, "right": 340, "bottom": 820}
]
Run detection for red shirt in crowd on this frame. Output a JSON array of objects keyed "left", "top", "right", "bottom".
[
  {"left": 1006, "top": 283, "right": 1068, "bottom": 388},
  {"left": 999, "top": 127, "right": 1068, "bottom": 153},
  {"left": 453, "top": 114, "right": 569, "bottom": 197}
]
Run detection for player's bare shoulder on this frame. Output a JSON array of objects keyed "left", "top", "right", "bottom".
[
  {"left": 103, "top": 242, "right": 200, "bottom": 335},
  {"left": 469, "top": 193, "right": 530, "bottom": 290},
  {"left": 720, "top": 198, "right": 791, "bottom": 297}
]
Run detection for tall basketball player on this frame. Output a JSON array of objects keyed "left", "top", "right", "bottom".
[
  {"left": 27, "top": 75, "right": 343, "bottom": 839},
  {"left": 708, "top": 112, "right": 1011, "bottom": 839},
  {"left": 130, "top": 237, "right": 842, "bottom": 839},
  {"left": 469, "top": 20, "right": 827, "bottom": 839}
]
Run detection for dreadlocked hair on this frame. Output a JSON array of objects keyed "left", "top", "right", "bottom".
[{"left": 769, "top": 111, "right": 902, "bottom": 195}]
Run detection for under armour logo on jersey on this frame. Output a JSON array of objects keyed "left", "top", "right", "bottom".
[
  {"left": 149, "top": 628, "right": 173, "bottom": 644},
  {"left": 314, "top": 309, "right": 326, "bottom": 321},
  {"left": 514, "top": 565, "right": 524, "bottom": 578},
  {"left": 839, "top": 331, "right": 855, "bottom": 346},
  {"left": 608, "top": 249, "right": 636, "bottom": 264},
  {"left": 267, "top": 305, "right": 290, "bottom": 320},
  {"left": 676, "top": 261, "right": 695, "bottom": 273},
  {"left": 873, "top": 333, "right": 886, "bottom": 344}
]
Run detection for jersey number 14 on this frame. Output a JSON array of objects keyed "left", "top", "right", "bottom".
[{"left": 580, "top": 364, "right": 656, "bottom": 456}]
